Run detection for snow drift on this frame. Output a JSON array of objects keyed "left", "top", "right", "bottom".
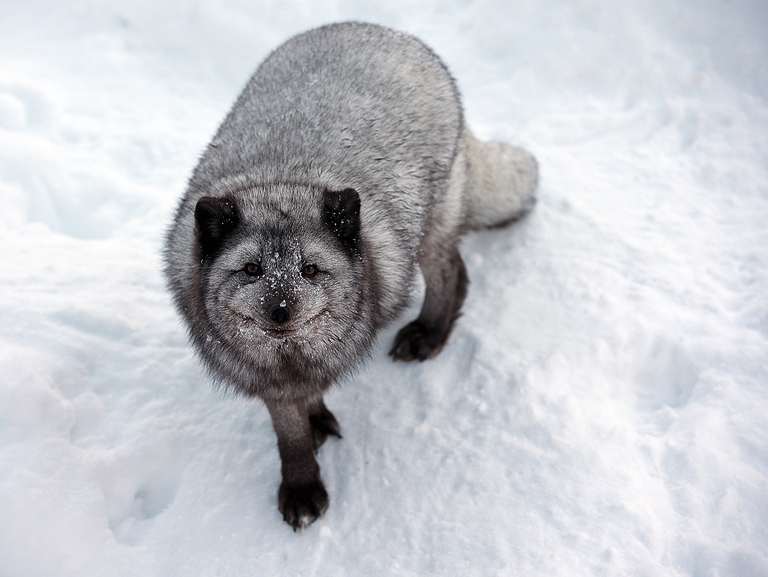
[{"left": 1, "top": 0, "right": 767, "bottom": 575}]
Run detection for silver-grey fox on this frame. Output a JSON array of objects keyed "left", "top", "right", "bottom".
[{"left": 165, "top": 22, "right": 538, "bottom": 530}]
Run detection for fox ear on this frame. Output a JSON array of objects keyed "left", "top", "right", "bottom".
[
  {"left": 323, "top": 188, "right": 360, "bottom": 252},
  {"left": 195, "top": 196, "right": 239, "bottom": 259}
]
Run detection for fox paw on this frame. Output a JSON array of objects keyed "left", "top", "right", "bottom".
[
  {"left": 389, "top": 320, "right": 447, "bottom": 362},
  {"left": 278, "top": 481, "right": 329, "bottom": 531}
]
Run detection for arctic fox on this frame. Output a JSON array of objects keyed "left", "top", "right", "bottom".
[{"left": 165, "top": 22, "right": 537, "bottom": 530}]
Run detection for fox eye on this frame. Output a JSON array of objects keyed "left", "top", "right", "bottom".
[
  {"left": 301, "top": 264, "right": 318, "bottom": 278},
  {"left": 244, "top": 263, "right": 262, "bottom": 276}
]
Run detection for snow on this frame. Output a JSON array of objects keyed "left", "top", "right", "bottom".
[{"left": 1, "top": 0, "right": 767, "bottom": 575}]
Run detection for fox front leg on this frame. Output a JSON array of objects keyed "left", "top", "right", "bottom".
[{"left": 266, "top": 398, "right": 329, "bottom": 530}]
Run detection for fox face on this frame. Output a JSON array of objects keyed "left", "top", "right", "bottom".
[{"left": 192, "top": 185, "right": 365, "bottom": 378}]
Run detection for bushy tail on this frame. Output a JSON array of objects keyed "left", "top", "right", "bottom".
[{"left": 462, "top": 127, "right": 538, "bottom": 230}]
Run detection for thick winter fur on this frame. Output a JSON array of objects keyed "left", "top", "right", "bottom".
[{"left": 164, "top": 22, "right": 538, "bottom": 530}]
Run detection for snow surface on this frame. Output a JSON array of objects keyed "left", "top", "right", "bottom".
[{"left": 1, "top": 1, "right": 767, "bottom": 575}]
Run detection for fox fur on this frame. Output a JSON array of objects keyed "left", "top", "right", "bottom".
[{"left": 165, "top": 21, "right": 537, "bottom": 530}]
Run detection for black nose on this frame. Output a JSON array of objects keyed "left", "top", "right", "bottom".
[{"left": 270, "top": 306, "right": 291, "bottom": 324}]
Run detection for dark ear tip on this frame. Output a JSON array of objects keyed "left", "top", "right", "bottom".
[
  {"left": 326, "top": 188, "right": 360, "bottom": 215},
  {"left": 340, "top": 188, "right": 359, "bottom": 201},
  {"left": 324, "top": 188, "right": 360, "bottom": 208},
  {"left": 195, "top": 196, "right": 234, "bottom": 218},
  {"left": 195, "top": 196, "right": 215, "bottom": 211}
]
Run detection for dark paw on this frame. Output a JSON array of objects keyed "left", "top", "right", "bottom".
[
  {"left": 309, "top": 408, "right": 342, "bottom": 451},
  {"left": 389, "top": 320, "right": 447, "bottom": 362},
  {"left": 278, "top": 480, "right": 329, "bottom": 531}
]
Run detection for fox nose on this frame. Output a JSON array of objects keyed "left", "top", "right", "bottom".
[{"left": 270, "top": 306, "right": 291, "bottom": 324}]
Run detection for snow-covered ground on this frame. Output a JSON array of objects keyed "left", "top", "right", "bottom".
[{"left": 1, "top": 0, "right": 767, "bottom": 575}]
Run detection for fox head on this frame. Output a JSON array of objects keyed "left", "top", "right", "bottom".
[{"left": 192, "top": 184, "right": 365, "bottom": 372}]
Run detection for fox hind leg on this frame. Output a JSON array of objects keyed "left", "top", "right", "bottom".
[{"left": 389, "top": 243, "right": 468, "bottom": 361}]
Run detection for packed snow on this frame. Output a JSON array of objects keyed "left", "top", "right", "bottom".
[{"left": 1, "top": 0, "right": 767, "bottom": 575}]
